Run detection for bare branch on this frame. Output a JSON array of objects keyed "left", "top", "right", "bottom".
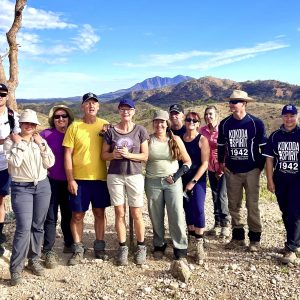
[{"left": 5, "top": 0, "right": 27, "bottom": 110}]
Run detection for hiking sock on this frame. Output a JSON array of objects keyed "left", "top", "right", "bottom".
[
  {"left": 119, "top": 242, "right": 126, "bottom": 247},
  {"left": 195, "top": 233, "right": 204, "bottom": 240},
  {"left": 137, "top": 241, "right": 145, "bottom": 246}
]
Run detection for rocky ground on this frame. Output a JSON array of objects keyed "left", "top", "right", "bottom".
[{"left": 0, "top": 184, "right": 300, "bottom": 300}]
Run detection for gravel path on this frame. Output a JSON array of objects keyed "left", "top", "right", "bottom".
[{"left": 1, "top": 182, "right": 300, "bottom": 300}]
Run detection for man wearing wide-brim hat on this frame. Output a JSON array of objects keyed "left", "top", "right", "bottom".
[{"left": 217, "top": 89, "right": 267, "bottom": 252}]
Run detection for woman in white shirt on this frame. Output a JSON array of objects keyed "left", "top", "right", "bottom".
[{"left": 4, "top": 109, "right": 55, "bottom": 286}]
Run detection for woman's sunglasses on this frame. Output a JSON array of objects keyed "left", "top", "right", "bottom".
[
  {"left": 54, "top": 114, "right": 68, "bottom": 120},
  {"left": 185, "top": 118, "right": 199, "bottom": 123}
]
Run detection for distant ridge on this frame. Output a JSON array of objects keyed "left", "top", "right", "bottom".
[
  {"left": 17, "top": 76, "right": 300, "bottom": 106},
  {"left": 112, "top": 76, "right": 300, "bottom": 107}
]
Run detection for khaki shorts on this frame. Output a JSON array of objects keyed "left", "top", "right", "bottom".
[{"left": 107, "top": 174, "right": 144, "bottom": 207}]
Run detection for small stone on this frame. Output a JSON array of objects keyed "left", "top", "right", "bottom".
[
  {"left": 169, "top": 282, "right": 179, "bottom": 290},
  {"left": 229, "top": 264, "right": 238, "bottom": 270},
  {"left": 117, "top": 289, "right": 124, "bottom": 295},
  {"left": 144, "top": 287, "right": 151, "bottom": 293},
  {"left": 141, "top": 264, "right": 150, "bottom": 269},
  {"left": 180, "top": 283, "right": 187, "bottom": 289},
  {"left": 249, "top": 265, "right": 257, "bottom": 272}
]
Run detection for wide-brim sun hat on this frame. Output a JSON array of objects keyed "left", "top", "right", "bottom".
[
  {"left": 225, "top": 89, "right": 256, "bottom": 102},
  {"left": 19, "top": 109, "right": 41, "bottom": 125},
  {"left": 153, "top": 110, "right": 169, "bottom": 121},
  {"left": 48, "top": 104, "right": 75, "bottom": 127}
]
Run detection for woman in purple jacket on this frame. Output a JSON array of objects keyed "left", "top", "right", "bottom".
[{"left": 40, "top": 105, "right": 74, "bottom": 268}]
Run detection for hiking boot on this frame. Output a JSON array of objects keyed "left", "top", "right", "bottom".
[
  {"left": 206, "top": 225, "right": 221, "bottom": 237},
  {"left": 10, "top": 272, "right": 22, "bottom": 286},
  {"left": 115, "top": 245, "right": 128, "bottom": 266},
  {"left": 220, "top": 226, "right": 231, "bottom": 239},
  {"left": 281, "top": 251, "right": 297, "bottom": 264},
  {"left": 0, "top": 244, "right": 5, "bottom": 257},
  {"left": 27, "top": 259, "right": 45, "bottom": 276},
  {"left": 94, "top": 240, "right": 108, "bottom": 261},
  {"left": 225, "top": 239, "right": 246, "bottom": 250},
  {"left": 44, "top": 250, "right": 58, "bottom": 269},
  {"left": 248, "top": 241, "right": 261, "bottom": 252},
  {"left": 68, "top": 243, "right": 85, "bottom": 266},
  {"left": 63, "top": 245, "right": 73, "bottom": 253},
  {"left": 196, "top": 238, "right": 206, "bottom": 265},
  {"left": 0, "top": 232, "right": 7, "bottom": 244},
  {"left": 153, "top": 243, "right": 167, "bottom": 260},
  {"left": 68, "top": 252, "right": 84, "bottom": 266},
  {"left": 134, "top": 245, "right": 147, "bottom": 265}
]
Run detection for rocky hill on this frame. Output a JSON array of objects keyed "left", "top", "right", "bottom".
[
  {"left": 100, "top": 75, "right": 194, "bottom": 101},
  {"left": 113, "top": 77, "right": 300, "bottom": 108}
]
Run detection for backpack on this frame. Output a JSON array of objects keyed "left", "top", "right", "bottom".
[{"left": 7, "top": 107, "right": 15, "bottom": 133}]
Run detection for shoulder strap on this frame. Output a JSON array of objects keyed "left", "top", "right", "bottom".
[{"left": 7, "top": 107, "right": 15, "bottom": 132}]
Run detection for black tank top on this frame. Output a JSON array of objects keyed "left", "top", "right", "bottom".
[{"left": 182, "top": 134, "right": 206, "bottom": 186}]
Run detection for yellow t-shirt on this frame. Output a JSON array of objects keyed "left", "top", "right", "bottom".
[{"left": 63, "top": 118, "right": 109, "bottom": 180}]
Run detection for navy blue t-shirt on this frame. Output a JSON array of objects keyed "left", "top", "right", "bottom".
[
  {"left": 263, "top": 125, "right": 300, "bottom": 177},
  {"left": 217, "top": 113, "right": 267, "bottom": 173},
  {"left": 171, "top": 125, "right": 186, "bottom": 136}
]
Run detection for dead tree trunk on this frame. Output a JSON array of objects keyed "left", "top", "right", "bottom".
[{"left": 0, "top": 0, "right": 27, "bottom": 111}]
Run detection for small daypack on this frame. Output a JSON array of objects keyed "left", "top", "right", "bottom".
[{"left": 7, "top": 107, "right": 15, "bottom": 133}]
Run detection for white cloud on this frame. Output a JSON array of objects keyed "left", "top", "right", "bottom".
[
  {"left": 0, "top": 0, "right": 76, "bottom": 31},
  {"left": 72, "top": 24, "right": 100, "bottom": 52},
  {"left": 23, "top": 7, "right": 77, "bottom": 30},
  {"left": 115, "top": 40, "right": 289, "bottom": 70}
]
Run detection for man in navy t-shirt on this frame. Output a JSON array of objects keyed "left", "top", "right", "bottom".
[
  {"left": 263, "top": 104, "right": 300, "bottom": 264},
  {"left": 218, "top": 90, "right": 267, "bottom": 252}
]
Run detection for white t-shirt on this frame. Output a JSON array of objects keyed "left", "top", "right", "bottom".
[{"left": 0, "top": 107, "right": 20, "bottom": 170}]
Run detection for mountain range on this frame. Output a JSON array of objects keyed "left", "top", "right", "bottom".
[
  {"left": 112, "top": 77, "right": 300, "bottom": 107},
  {"left": 17, "top": 75, "right": 300, "bottom": 107},
  {"left": 17, "top": 75, "right": 193, "bottom": 103}
]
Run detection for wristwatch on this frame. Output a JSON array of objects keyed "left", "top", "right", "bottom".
[{"left": 191, "top": 178, "right": 198, "bottom": 184}]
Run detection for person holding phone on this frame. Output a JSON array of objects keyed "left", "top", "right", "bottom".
[{"left": 102, "top": 99, "right": 149, "bottom": 266}]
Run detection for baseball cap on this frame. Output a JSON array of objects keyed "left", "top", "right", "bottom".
[
  {"left": 153, "top": 110, "right": 169, "bottom": 121},
  {"left": 118, "top": 99, "right": 135, "bottom": 108},
  {"left": 169, "top": 104, "right": 184, "bottom": 114},
  {"left": 82, "top": 92, "right": 99, "bottom": 104},
  {"left": 0, "top": 83, "right": 8, "bottom": 93},
  {"left": 281, "top": 104, "right": 298, "bottom": 115}
]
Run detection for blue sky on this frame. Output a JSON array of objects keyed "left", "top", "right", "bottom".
[{"left": 0, "top": 0, "right": 300, "bottom": 98}]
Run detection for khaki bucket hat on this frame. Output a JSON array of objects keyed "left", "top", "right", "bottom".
[
  {"left": 19, "top": 109, "right": 41, "bottom": 125},
  {"left": 225, "top": 89, "right": 256, "bottom": 102}
]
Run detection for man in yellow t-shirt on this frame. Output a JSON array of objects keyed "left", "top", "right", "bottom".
[{"left": 63, "top": 92, "right": 110, "bottom": 265}]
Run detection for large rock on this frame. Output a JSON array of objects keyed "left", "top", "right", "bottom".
[{"left": 169, "top": 259, "right": 191, "bottom": 283}]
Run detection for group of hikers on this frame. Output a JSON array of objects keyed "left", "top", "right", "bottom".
[{"left": 0, "top": 82, "right": 299, "bottom": 286}]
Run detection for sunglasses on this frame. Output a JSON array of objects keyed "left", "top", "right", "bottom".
[
  {"left": 185, "top": 118, "right": 199, "bottom": 123},
  {"left": 21, "top": 122, "right": 37, "bottom": 126},
  {"left": 229, "top": 100, "right": 245, "bottom": 104},
  {"left": 0, "top": 93, "right": 7, "bottom": 97},
  {"left": 54, "top": 114, "right": 68, "bottom": 120}
]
